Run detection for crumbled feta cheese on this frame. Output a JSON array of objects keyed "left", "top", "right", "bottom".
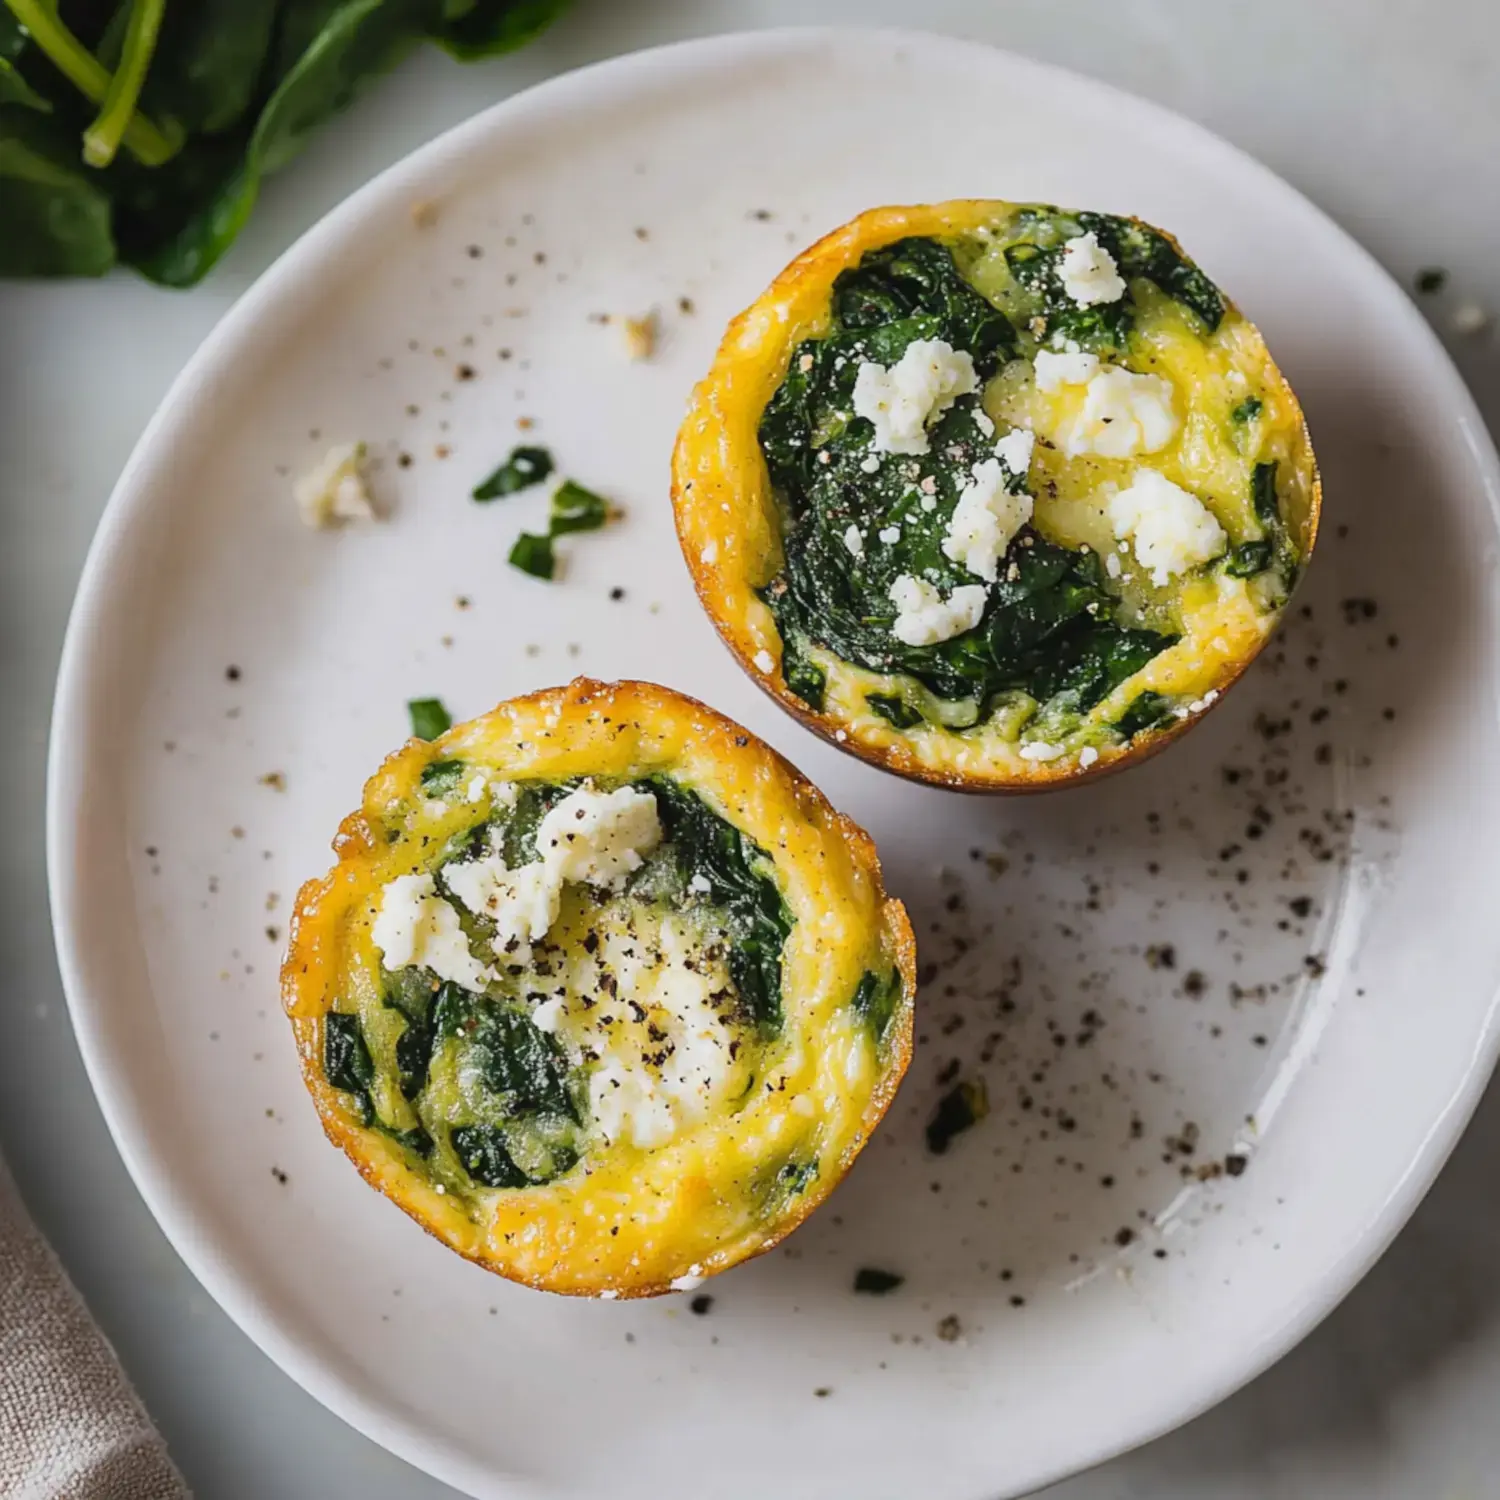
[
  {"left": 465, "top": 772, "right": 489, "bottom": 803},
  {"left": 1105, "top": 551, "right": 1123, "bottom": 580},
  {"left": 1033, "top": 345, "right": 1099, "bottom": 392},
  {"left": 687, "top": 873, "right": 711, "bottom": 895},
  {"left": 670, "top": 1272, "right": 706, "bottom": 1291},
  {"left": 888, "top": 575, "right": 987, "bottom": 646},
  {"left": 852, "top": 339, "right": 977, "bottom": 454},
  {"left": 859, "top": 454, "right": 881, "bottom": 474},
  {"left": 877, "top": 525, "right": 901, "bottom": 544},
  {"left": 294, "top": 442, "right": 376, "bottom": 528},
  {"left": 1018, "top": 741, "right": 1065, "bottom": 762},
  {"left": 1078, "top": 746, "right": 1100, "bottom": 768},
  {"left": 1037, "top": 349, "right": 1179, "bottom": 459},
  {"left": 700, "top": 541, "right": 718, "bottom": 564},
  {"left": 1107, "top": 470, "right": 1227, "bottom": 586},
  {"left": 919, "top": 493, "right": 937, "bottom": 513},
  {"left": 941, "top": 459, "right": 1034, "bottom": 581},
  {"left": 973, "top": 410, "right": 996, "bottom": 439},
  {"left": 753, "top": 649, "right": 775, "bottom": 674},
  {"left": 371, "top": 873, "right": 495, "bottom": 988},
  {"left": 444, "top": 784, "right": 663, "bottom": 958},
  {"left": 842, "top": 525, "right": 865, "bottom": 557},
  {"left": 1453, "top": 302, "right": 1491, "bottom": 335},
  {"left": 993, "top": 427, "right": 1036, "bottom": 477},
  {"left": 1058, "top": 232, "right": 1126, "bottom": 307}
]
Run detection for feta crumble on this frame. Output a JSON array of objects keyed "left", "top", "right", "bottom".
[
  {"left": 1107, "top": 470, "right": 1227, "bottom": 586},
  {"left": 852, "top": 339, "right": 977, "bottom": 455},
  {"left": 1018, "top": 741, "right": 1065, "bottom": 762},
  {"left": 1036, "top": 348, "right": 1179, "bottom": 459},
  {"left": 294, "top": 442, "right": 376, "bottom": 528},
  {"left": 877, "top": 525, "right": 902, "bottom": 544},
  {"left": 842, "top": 525, "right": 865, "bottom": 557},
  {"left": 941, "top": 459, "right": 1034, "bottom": 581},
  {"left": 1078, "top": 746, "right": 1100, "bottom": 768},
  {"left": 993, "top": 427, "right": 1036, "bottom": 477},
  {"left": 753, "top": 649, "right": 775, "bottom": 674},
  {"left": 371, "top": 873, "right": 495, "bottom": 988},
  {"left": 1058, "top": 232, "right": 1126, "bottom": 307},
  {"left": 888, "top": 575, "right": 987, "bottom": 646}
]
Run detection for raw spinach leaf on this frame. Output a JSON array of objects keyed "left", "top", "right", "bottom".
[
  {"left": 472, "top": 444, "right": 552, "bottom": 500},
  {"left": 641, "top": 775, "right": 792, "bottom": 1035},
  {"left": 0, "top": 118, "right": 115, "bottom": 275},
  {"left": 432, "top": 0, "right": 571, "bottom": 60}
]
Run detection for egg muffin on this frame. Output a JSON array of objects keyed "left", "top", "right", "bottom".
[
  {"left": 673, "top": 201, "right": 1320, "bottom": 789},
  {"left": 282, "top": 680, "right": 914, "bottom": 1297}
]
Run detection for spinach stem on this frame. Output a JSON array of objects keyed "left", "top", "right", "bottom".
[
  {"left": 2, "top": 0, "right": 179, "bottom": 166},
  {"left": 82, "top": 0, "right": 167, "bottom": 168}
]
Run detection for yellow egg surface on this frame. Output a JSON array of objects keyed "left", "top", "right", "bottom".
[
  {"left": 673, "top": 201, "right": 1320, "bottom": 790},
  {"left": 282, "top": 679, "right": 914, "bottom": 1297}
]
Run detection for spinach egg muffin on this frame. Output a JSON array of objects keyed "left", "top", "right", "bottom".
[
  {"left": 282, "top": 679, "right": 914, "bottom": 1297},
  {"left": 673, "top": 201, "right": 1320, "bottom": 789}
]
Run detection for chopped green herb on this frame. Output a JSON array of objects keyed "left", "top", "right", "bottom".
[
  {"left": 854, "top": 1267, "right": 905, "bottom": 1294},
  {"left": 407, "top": 697, "right": 452, "bottom": 741},
  {"left": 549, "top": 479, "right": 611, "bottom": 535},
  {"left": 925, "top": 1078, "right": 988, "bottom": 1155},
  {"left": 866, "top": 693, "right": 923, "bottom": 730},
  {"left": 472, "top": 444, "right": 553, "bottom": 500},
  {"left": 508, "top": 530, "right": 555, "bottom": 579},
  {"left": 1415, "top": 267, "right": 1448, "bottom": 295},
  {"left": 1230, "top": 396, "right": 1262, "bottom": 424}
]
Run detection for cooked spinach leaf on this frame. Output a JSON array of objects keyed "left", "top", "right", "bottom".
[
  {"left": 758, "top": 235, "right": 1177, "bottom": 728},
  {"left": 866, "top": 693, "right": 922, "bottom": 730},
  {"left": 1112, "top": 689, "right": 1173, "bottom": 741},
  {"left": 779, "top": 1159, "right": 819, "bottom": 1195},
  {"left": 508, "top": 530, "right": 555, "bottom": 579},
  {"left": 407, "top": 697, "right": 451, "bottom": 740},
  {"left": 850, "top": 968, "right": 902, "bottom": 1043},
  {"left": 925, "top": 1078, "right": 988, "bottom": 1155},
  {"left": 641, "top": 775, "right": 792, "bottom": 1035},
  {"left": 1231, "top": 396, "right": 1263, "bottom": 424},
  {"left": 473, "top": 444, "right": 553, "bottom": 500},
  {"left": 1224, "top": 540, "right": 1273, "bottom": 578},
  {"left": 0, "top": 0, "right": 571, "bottom": 284},
  {"left": 433, "top": 982, "right": 577, "bottom": 1121},
  {"left": 450, "top": 1123, "right": 530, "bottom": 1188},
  {"left": 324, "top": 1010, "right": 374, "bottom": 1124}
]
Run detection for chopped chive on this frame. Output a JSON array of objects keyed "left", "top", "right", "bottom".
[
  {"left": 472, "top": 445, "right": 554, "bottom": 500},
  {"left": 509, "top": 531, "right": 556, "bottom": 579},
  {"left": 407, "top": 698, "right": 452, "bottom": 740},
  {"left": 549, "top": 479, "right": 611, "bottom": 535},
  {"left": 853, "top": 1267, "right": 905, "bottom": 1294}
]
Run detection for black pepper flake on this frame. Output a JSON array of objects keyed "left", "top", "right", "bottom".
[
  {"left": 609, "top": 586, "right": 626, "bottom": 601},
  {"left": 1225, "top": 1153, "right": 1249, "bottom": 1177},
  {"left": 270, "top": 1166, "right": 288, "bottom": 1185},
  {"left": 1115, "top": 1227, "right": 1135, "bottom": 1247},
  {"left": 690, "top": 1294, "right": 714, "bottom": 1315},
  {"left": 853, "top": 1267, "right": 904, "bottom": 1294}
]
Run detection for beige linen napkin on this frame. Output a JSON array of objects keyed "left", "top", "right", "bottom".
[{"left": 0, "top": 1157, "right": 189, "bottom": 1499}]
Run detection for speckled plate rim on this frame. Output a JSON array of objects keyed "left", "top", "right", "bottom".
[{"left": 45, "top": 26, "right": 1500, "bottom": 1500}]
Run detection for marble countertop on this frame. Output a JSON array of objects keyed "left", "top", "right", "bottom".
[{"left": 3, "top": 2, "right": 1497, "bottom": 1495}]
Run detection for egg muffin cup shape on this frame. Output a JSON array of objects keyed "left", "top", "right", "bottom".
[
  {"left": 673, "top": 200, "right": 1320, "bottom": 791},
  {"left": 282, "top": 679, "right": 915, "bottom": 1297}
]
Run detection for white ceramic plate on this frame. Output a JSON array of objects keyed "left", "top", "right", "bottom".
[{"left": 48, "top": 27, "right": 1500, "bottom": 1500}]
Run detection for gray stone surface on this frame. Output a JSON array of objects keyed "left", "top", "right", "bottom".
[{"left": 1, "top": 3, "right": 1495, "bottom": 1495}]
